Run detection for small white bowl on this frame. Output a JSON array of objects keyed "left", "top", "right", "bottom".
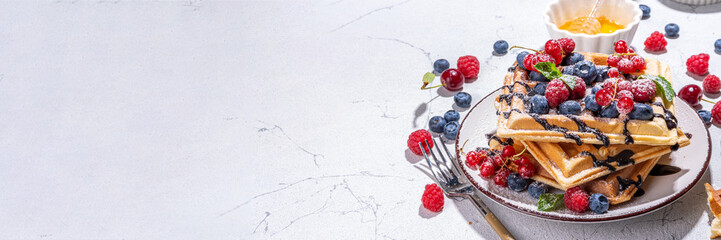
[
  {"left": 545, "top": 0, "right": 642, "bottom": 54},
  {"left": 672, "top": 0, "right": 721, "bottom": 5}
]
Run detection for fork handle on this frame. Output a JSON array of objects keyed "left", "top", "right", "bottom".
[{"left": 469, "top": 194, "right": 515, "bottom": 240}]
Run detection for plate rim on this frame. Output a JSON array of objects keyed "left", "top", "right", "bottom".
[{"left": 454, "top": 87, "right": 711, "bottom": 222}]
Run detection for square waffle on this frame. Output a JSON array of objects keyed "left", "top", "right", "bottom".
[{"left": 495, "top": 52, "right": 683, "bottom": 146}]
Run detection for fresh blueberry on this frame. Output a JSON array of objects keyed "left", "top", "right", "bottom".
[
  {"left": 715, "top": 39, "right": 721, "bottom": 53},
  {"left": 561, "top": 66, "right": 575, "bottom": 75},
  {"left": 507, "top": 173, "right": 527, "bottom": 192},
  {"left": 665, "top": 23, "right": 680, "bottom": 37},
  {"left": 528, "top": 181, "right": 548, "bottom": 199},
  {"left": 444, "top": 110, "right": 460, "bottom": 122},
  {"left": 584, "top": 95, "right": 601, "bottom": 112},
  {"left": 517, "top": 52, "right": 530, "bottom": 70},
  {"left": 529, "top": 71, "right": 549, "bottom": 82},
  {"left": 639, "top": 4, "right": 651, "bottom": 19},
  {"left": 530, "top": 95, "right": 549, "bottom": 114},
  {"left": 589, "top": 193, "right": 610, "bottom": 214},
  {"left": 629, "top": 104, "right": 654, "bottom": 120},
  {"left": 454, "top": 92, "right": 472, "bottom": 108},
  {"left": 433, "top": 59, "right": 450, "bottom": 73},
  {"left": 562, "top": 52, "right": 584, "bottom": 66},
  {"left": 531, "top": 82, "right": 548, "bottom": 96},
  {"left": 494, "top": 40, "right": 509, "bottom": 54},
  {"left": 698, "top": 109, "right": 712, "bottom": 126},
  {"left": 559, "top": 101, "right": 581, "bottom": 115},
  {"left": 428, "top": 116, "right": 447, "bottom": 133},
  {"left": 597, "top": 66, "right": 609, "bottom": 81},
  {"left": 443, "top": 121, "right": 459, "bottom": 140},
  {"left": 601, "top": 101, "right": 620, "bottom": 118},
  {"left": 573, "top": 60, "right": 598, "bottom": 84},
  {"left": 591, "top": 85, "right": 603, "bottom": 94}
]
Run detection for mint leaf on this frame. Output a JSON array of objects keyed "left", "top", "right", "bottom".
[
  {"left": 559, "top": 75, "right": 577, "bottom": 90},
  {"left": 534, "top": 62, "right": 562, "bottom": 80},
  {"left": 538, "top": 193, "right": 564, "bottom": 211},
  {"left": 639, "top": 74, "right": 675, "bottom": 105},
  {"left": 422, "top": 72, "right": 435, "bottom": 84}
]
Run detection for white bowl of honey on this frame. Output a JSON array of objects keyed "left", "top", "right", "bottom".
[{"left": 544, "top": 0, "right": 642, "bottom": 54}]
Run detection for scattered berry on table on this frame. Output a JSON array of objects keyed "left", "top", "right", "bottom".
[
  {"left": 545, "top": 79, "right": 571, "bottom": 107},
  {"left": 559, "top": 100, "right": 582, "bottom": 115},
  {"left": 466, "top": 151, "right": 482, "bottom": 167},
  {"left": 428, "top": 116, "right": 447, "bottom": 133},
  {"left": 433, "top": 59, "right": 450, "bottom": 73},
  {"left": 530, "top": 95, "right": 550, "bottom": 114},
  {"left": 444, "top": 110, "right": 460, "bottom": 122},
  {"left": 531, "top": 82, "right": 548, "bottom": 96},
  {"left": 545, "top": 39, "right": 564, "bottom": 65},
  {"left": 407, "top": 129, "right": 433, "bottom": 155},
  {"left": 687, "top": 53, "right": 710, "bottom": 76},
  {"left": 601, "top": 101, "right": 620, "bottom": 118},
  {"left": 639, "top": 4, "right": 651, "bottom": 19},
  {"left": 630, "top": 55, "right": 647, "bottom": 72},
  {"left": 644, "top": 31, "right": 667, "bottom": 52},
  {"left": 631, "top": 79, "right": 657, "bottom": 102},
  {"left": 507, "top": 173, "right": 527, "bottom": 192},
  {"left": 573, "top": 60, "right": 598, "bottom": 83},
  {"left": 518, "top": 163, "right": 536, "bottom": 178},
  {"left": 501, "top": 145, "right": 515, "bottom": 158},
  {"left": 564, "top": 186, "right": 589, "bottom": 213},
  {"left": 457, "top": 55, "right": 480, "bottom": 79},
  {"left": 698, "top": 109, "right": 712, "bottom": 126},
  {"left": 614, "top": 40, "right": 631, "bottom": 53},
  {"left": 517, "top": 52, "right": 530, "bottom": 70},
  {"left": 703, "top": 75, "right": 721, "bottom": 94},
  {"left": 678, "top": 84, "right": 703, "bottom": 106},
  {"left": 524, "top": 53, "right": 555, "bottom": 72},
  {"left": 629, "top": 103, "right": 655, "bottom": 120},
  {"left": 558, "top": 38, "right": 576, "bottom": 55},
  {"left": 422, "top": 183, "right": 445, "bottom": 212},
  {"left": 493, "top": 168, "right": 511, "bottom": 187},
  {"left": 570, "top": 77, "right": 587, "bottom": 99},
  {"left": 617, "top": 90, "right": 634, "bottom": 100},
  {"left": 454, "top": 92, "right": 473, "bottom": 108},
  {"left": 494, "top": 40, "right": 509, "bottom": 54},
  {"left": 607, "top": 67, "right": 620, "bottom": 78},
  {"left": 530, "top": 71, "right": 549, "bottom": 82},
  {"left": 443, "top": 121, "right": 459, "bottom": 140},
  {"left": 514, "top": 155, "right": 531, "bottom": 166},
  {"left": 665, "top": 23, "right": 680, "bottom": 37},
  {"left": 715, "top": 39, "right": 721, "bottom": 53},
  {"left": 712, "top": 102, "right": 721, "bottom": 124},
  {"left": 440, "top": 68, "right": 465, "bottom": 91},
  {"left": 528, "top": 181, "right": 548, "bottom": 199},
  {"left": 595, "top": 88, "right": 614, "bottom": 107},
  {"left": 584, "top": 94, "right": 601, "bottom": 112},
  {"left": 588, "top": 193, "right": 609, "bottom": 214},
  {"left": 479, "top": 160, "right": 496, "bottom": 178},
  {"left": 616, "top": 97, "right": 635, "bottom": 115}
]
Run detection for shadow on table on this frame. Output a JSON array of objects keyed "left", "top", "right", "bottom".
[{"left": 659, "top": 0, "right": 721, "bottom": 13}]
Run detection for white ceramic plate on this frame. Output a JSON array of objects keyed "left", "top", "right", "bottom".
[{"left": 455, "top": 88, "right": 710, "bottom": 222}]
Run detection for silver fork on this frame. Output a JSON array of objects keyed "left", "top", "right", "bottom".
[{"left": 420, "top": 137, "right": 515, "bottom": 240}]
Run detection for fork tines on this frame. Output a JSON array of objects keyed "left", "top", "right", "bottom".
[{"left": 419, "top": 136, "right": 461, "bottom": 186}]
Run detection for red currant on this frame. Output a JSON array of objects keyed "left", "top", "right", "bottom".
[
  {"left": 607, "top": 55, "right": 621, "bottom": 67},
  {"left": 630, "top": 55, "right": 646, "bottom": 72},
  {"left": 545, "top": 39, "right": 564, "bottom": 65},
  {"left": 607, "top": 67, "right": 620, "bottom": 78},
  {"left": 617, "top": 58, "right": 634, "bottom": 73},
  {"left": 518, "top": 164, "right": 536, "bottom": 178},
  {"left": 678, "top": 84, "right": 703, "bottom": 106},
  {"left": 557, "top": 38, "right": 575, "bottom": 55},
  {"left": 595, "top": 88, "right": 614, "bottom": 107},
  {"left": 493, "top": 168, "right": 511, "bottom": 187},
  {"left": 602, "top": 78, "right": 620, "bottom": 93},
  {"left": 617, "top": 90, "right": 634, "bottom": 100},
  {"left": 492, "top": 155, "right": 505, "bottom": 167},
  {"left": 479, "top": 160, "right": 496, "bottom": 178},
  {"left": 466, "top": 151, "right": 481, "bottom": 167},
  {"left": 617, "top": 97, "right": 634, "bottom": 114},
  {"left": 514, "top": 155, "right": 531, "bottom": 166},
  {"left": 614, "top": 40, "right": 630, "bottom": 53},
  {"left": 440, "top": 69, "right": 465, "bottom": 91},
  {"left": 501, "top": 145, "right": 515, "bottom": 158}
]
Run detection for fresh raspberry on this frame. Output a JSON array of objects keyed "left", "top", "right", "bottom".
[
  {"left": 422, "top": 183, "right": 445, "bottom": 212},
  {"left": 518, "top": 164, "right": 536, "bottom": 178},
  {"left": 607, "top": 67, "right": 620, "bottom": 78},
  {"left": 617, "top": 80, "right": 633, "bottom": 92},
  {"left": 514, "top": 155, "right": 531, "bottom": 166},
  {"left": 712, "top": 102, "right": 721, "bottom": 124},
  {"left": 564, "top": 186, "right": 589, "bottom": 213},
  {"left": 631, "top": 79, "right": 657, "bottom": 102},
  {"left": 644, "top": 31, "right": 667, "bottom": 52},
  {"left": 466, "top": 151, "right": 481, "bottom": 167},
  {"left": 479, "top": 160, "right": 496, "bottom": 178},
  {"left": 595, "top": 88, "right": 614, "bottom": 107},
  {"left": 457, "top": 55, "right": 480, "bottom": 79},
  {"left": 494, "top": 168, "right": 511, "bottom": 187},
  {"left": 407, "top": 129, "right": 433, "bottom": 155},
  {"left": 545, "top": 79, "right": 571, "bottom": 107},
  {"left": 570, "top": 77, "right": 587, "bottom": 100},
  {"left": 703, "top": 75, "right": 721, "bottom": 94},
  {"left": 617, "top": 58, "right": 634, "bottom": 73},
  {"left": 607, "top": 55, "right": 621, "bottom": 67},
  {"left": 524, "top": 53, "right": 555, "bottom": 72},
  {"left": 545, "top": 39, "right": 564, "bottom": 65},
  {"left": 630, "top": 55, "right": 647, "bottom": 72},
  {"left": 501, "top": 145, "right": 515, "bottom": 158},
  {"left": 603, "top": 78, "right": 620, "bottom": 91},
  {"left": 686, "top": 53, "right": 710, "bottom": 76},
  {"left": 558, "top": 38, "right": 576, "bottom": 55},
  {"left": 617, "top": 90, "right": 634, "bottom": 100},
  {"left": 617, "top": 97, "right": 634, "bottom": 114},
  {"left": 614, "top": 40, "right": 630, "bottom": 53}
]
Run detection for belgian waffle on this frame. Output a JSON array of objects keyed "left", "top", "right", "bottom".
[
  {"left": 495, "top": 52, "right": 683, "bottom": 146},
  {"left": 705, "top": 183, "right": 721, "bottom": 238}
]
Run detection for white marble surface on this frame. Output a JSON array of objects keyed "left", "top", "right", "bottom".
[{"left": 2, "top": 0, "right": 721, "bottom": 239}]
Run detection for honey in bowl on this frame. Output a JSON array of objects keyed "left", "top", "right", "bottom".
[{"left": 559, "top": 17, "right": 625, "bottom": 35}]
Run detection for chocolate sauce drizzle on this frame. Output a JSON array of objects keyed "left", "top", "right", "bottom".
[
  {"left": 486, "top": 134, "right": 514, "bottom": 146},
  {"left": 530, "top": 113, "right": 583, "bottom": 145},
  {"left": 566, "top": 115, "right": 610, "bottom": 147},
  {"left": 501, "top": 81, "right": 532, "bottom": 93},
  {"left": 652, "top": 102, "right": 678, "bottom": 130},
  {"left": 649, "top": 164, "right": 681, "bottom": 176},
  {"left": 580, "top": 149, "right": 636, "bottom": 172},
  {"left": 580, "top": 151, "right": 616, "bottom": 172},
  {"left": 500, "top": 109, "right": 523, "bottom": 119},
  {"left": 497, "top": 92, "right": 528, "bottom": 105},
  {"left": 622, "top": 118, "right": 635, "bottom": 145},
  {"left": 617, "top": 175, "right": 643, "bottom": 192}
]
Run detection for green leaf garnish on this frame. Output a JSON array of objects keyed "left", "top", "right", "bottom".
[
  {"left": 639, "top": 74, "right": 675, "bottom": 105},
  {"left": 538, "top": 193, "right": 564, "bottom": 211},
  {"left": 534, "top": 62, "right": 575, "bottom": 90}
]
